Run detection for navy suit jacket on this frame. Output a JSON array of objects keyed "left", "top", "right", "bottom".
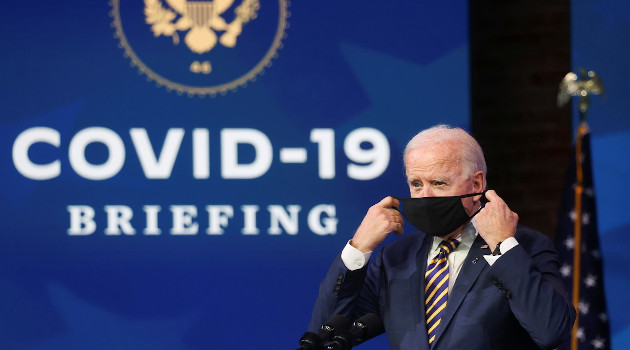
[{"left": 309, "top": 226, "right": 575, "bottom": 349}]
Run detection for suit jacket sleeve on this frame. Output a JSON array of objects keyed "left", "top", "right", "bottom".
[
  {"left": 488, "top": 228, "right": 576, "bottom": 348},
  {"left": 308, "top": 251, "right": 382, "bottom": 332}
]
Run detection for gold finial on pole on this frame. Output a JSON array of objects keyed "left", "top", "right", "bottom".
[{"left": 558, "top": 68, "right": 605, "bottom": 123}]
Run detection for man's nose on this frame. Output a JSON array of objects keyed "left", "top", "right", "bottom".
[{"left": 419, "top": 187, "right": 434, "bottom": 198}]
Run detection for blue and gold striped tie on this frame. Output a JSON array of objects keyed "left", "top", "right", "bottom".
[{"left": 425, "top": 239, "right": 459, "bottom": 345}]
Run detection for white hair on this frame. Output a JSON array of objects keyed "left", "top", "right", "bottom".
[{"left": 403, "top": 124, "right": 487, "bottom": 178}]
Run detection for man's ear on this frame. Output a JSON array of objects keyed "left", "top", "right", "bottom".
[{"left": 472, "top": 170, "right": 485, "bottom": 201}]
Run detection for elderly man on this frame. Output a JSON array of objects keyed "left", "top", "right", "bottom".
[{"left": 308, "top": 125, "right": 575, "bottom": 350}]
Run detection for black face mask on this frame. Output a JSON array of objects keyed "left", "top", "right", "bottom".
[{"left": 395, "top": 191, "right": 486, "bottom": 237}]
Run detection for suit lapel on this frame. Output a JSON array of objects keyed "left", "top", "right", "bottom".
[
  {"left": 413, "top": 234, "right": 433, "bottom": 347},
  {"left": 431, "top": 234, "right": 489, "bottom": 346}
]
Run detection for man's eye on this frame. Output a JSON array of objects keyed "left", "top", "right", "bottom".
[{"left": 413, "top": 182, "right": 420, "bottom": 188}]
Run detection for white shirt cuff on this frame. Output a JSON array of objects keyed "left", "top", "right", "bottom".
[
  {"left": 483, "top": 237, "right": 519, "bottom": 266},
  {"left": 341, "top": 240, "right": 372, "bottom": 271}
]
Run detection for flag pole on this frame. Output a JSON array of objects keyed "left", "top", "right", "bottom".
[
  {"left": 571, "top": 77, "right": 590, "bottom": 350},
  {"left": 571, "top": 121, "right": 587, "bottom": 350},
  {"left": 557, "top": 67, "right": 604, "bottom": 350}
]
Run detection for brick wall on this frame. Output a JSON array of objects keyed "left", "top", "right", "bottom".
[{"left": 469, "top": 1, "right": 572, "bottom": 237}]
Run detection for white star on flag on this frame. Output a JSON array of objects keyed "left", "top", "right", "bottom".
[
  {"left": 564, "top": 237, "right": 575, "bottom": 249},
  {"left": 569, "top": 210, "right": 576, "bottom": 222},
  {"left": 591, "top": 337, "right": 606, "bottom": 349},
  {"left": 560, "top": 264, "right": 572, "bottom": 277},
  {"left": 576, "top": 327, "right": 585, "bottom": 340},
  {"left": 582, "top": 213, "right": 591, "bottom": 225},
  {"left": 591, "top": 249, "right": 601, "bottom": 259},
  {"left": 578, "top": 301, "right": 590, "bottom": 315},
  {"left": 584, "top": 274, "right": 597, "bottom": 288}
]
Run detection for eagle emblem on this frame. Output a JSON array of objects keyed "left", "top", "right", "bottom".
[
  {"left": 144, "top": 0, "right": 260, "bottom": 72},
  {"left": 557, "top": 68, "right": 604, "bottom": 108},
  {"left": 111, "top": 0, "right": 287, "bottom": 96}
]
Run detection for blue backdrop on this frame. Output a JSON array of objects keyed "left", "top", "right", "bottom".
[
  {"left": 0, "top": 1, "right": 469, "bottom": 349},
  {"left": 572, "top": 1, "right": 630, "bottom": 349}
]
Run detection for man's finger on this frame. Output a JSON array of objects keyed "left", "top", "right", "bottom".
[
  {"left": 484, "top": 190, "right": 502, "bottom": 203},
  {"left": 394, "top": 223, "right": 404, "bottom": 235},
  {"left": 378, "top": 196, "right": 400, "bottom": 209}
]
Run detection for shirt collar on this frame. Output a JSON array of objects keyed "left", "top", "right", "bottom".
[{"left": 430, "top": 222, "right": 477, "bottom": 254}]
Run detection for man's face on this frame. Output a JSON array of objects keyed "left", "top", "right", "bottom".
[{"left": 405, "top": 141, "right": 483, "bottom": 216}]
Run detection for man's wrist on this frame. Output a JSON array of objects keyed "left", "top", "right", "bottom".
[{"left": 349, "top": 238, "right": 373, "bottom": 254}]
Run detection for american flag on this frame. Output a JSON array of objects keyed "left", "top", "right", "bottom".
[{"left": 555, "top": 122, "right": 611, "bottom": 350}]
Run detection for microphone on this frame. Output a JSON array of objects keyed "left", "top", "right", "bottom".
[
  {"left": 297, "top": 314, "right": 351, "bottom": 350},
  {"left": 326, "top": 313, "right": 384, "bottom": 350}
]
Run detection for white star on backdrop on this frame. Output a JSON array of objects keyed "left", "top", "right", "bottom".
[{"left": 28, "top": 283, "right": 198, "bottom": 350}]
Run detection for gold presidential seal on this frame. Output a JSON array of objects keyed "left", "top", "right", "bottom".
[{"left": 111, "top": 0, "right": 288, "bottom": 96}]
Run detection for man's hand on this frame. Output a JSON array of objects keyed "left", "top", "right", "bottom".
[
  {"left": 474, "top": 190, "right": 518, "bottom": 252},
  {"left": 351, "top": 196, "right": 403, "bottom": 253}
]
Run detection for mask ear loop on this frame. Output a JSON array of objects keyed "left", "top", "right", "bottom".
[
  {"left": 458, "top": 190, "right": 487, "bottom": 199},
  {"left": 469, "top": 190, "right": 488, "bottom": 218}
]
